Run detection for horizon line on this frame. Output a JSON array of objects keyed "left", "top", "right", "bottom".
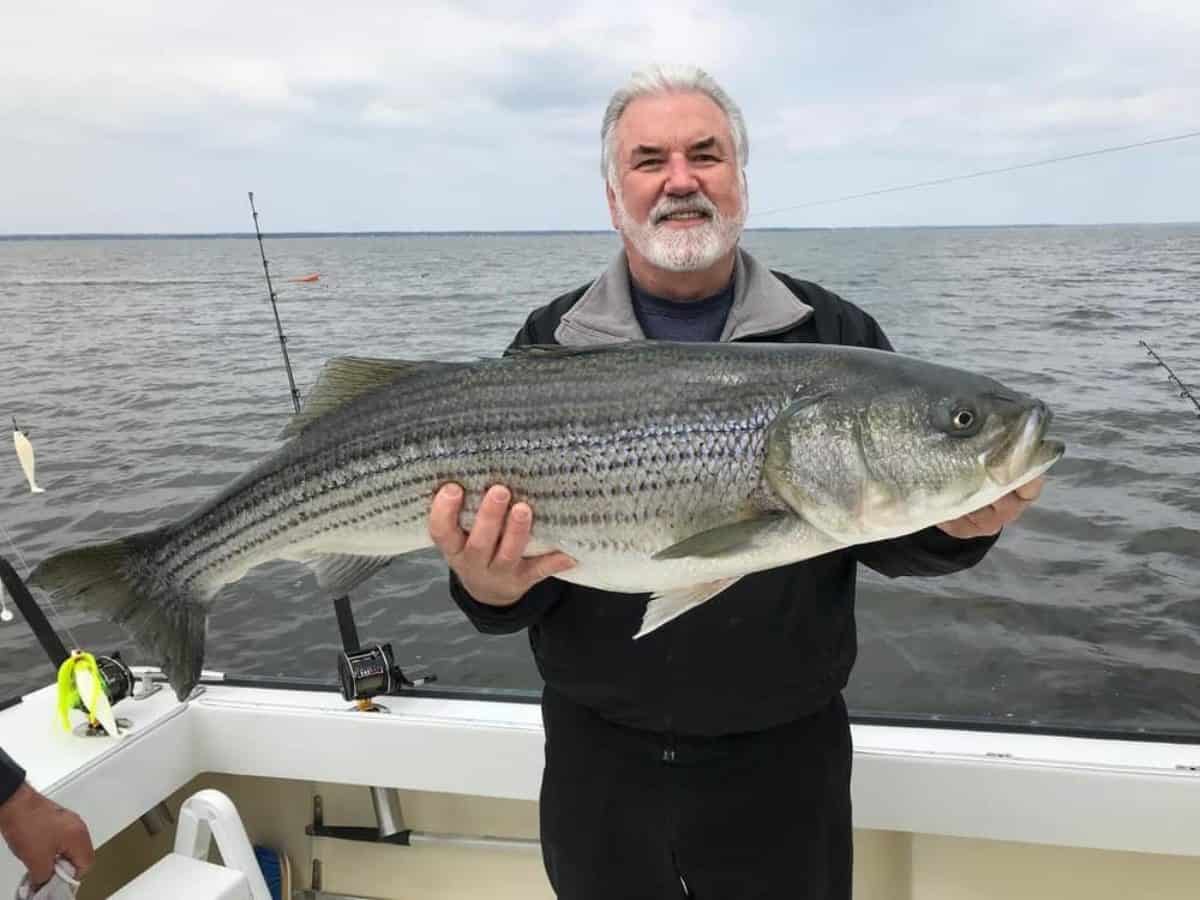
[{"left": 1, "top": 219, "right": 1198, "bottom": 240}]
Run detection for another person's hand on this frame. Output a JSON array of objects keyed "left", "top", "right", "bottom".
[
  {"left": 0, "top": 782, "right": 94, "bottom": 886},
  {"left": 429, "top": 483, "right": 575, "bottom": 607},
  {"left": 936, "top": 476, "right": 1046, "bottom": 539}
]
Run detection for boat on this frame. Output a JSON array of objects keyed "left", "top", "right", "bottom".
[{"left": 3, "top": 569, "right": 1200, "bottom": 899}]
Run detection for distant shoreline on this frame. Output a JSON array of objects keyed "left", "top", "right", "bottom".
[{"left": 1, "top": 222, "right": 1197, "bottom": 241}]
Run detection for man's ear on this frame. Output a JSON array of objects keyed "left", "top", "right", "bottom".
[{"left": 606, "top": 182, "right": 620, "bottom": 231}]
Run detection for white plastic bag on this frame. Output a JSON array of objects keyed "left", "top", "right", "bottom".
[{"left": 13, "top": 860, "right": 78, "bottom": 900}]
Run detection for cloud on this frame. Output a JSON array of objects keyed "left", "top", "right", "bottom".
[
  {"left": 0, "top": 2, "right": 752, "bottom": 143},
  {"left": 0, "top": 0, "right": 1195, "bottom": 230},
  {"left": 743, "top": 0, "right": 1199, "bottom": 199},
  {"left": 765, "top": 85, "right": 1198, "bottom": 158}
]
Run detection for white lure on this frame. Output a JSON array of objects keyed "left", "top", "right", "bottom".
[
  {"left": 73, "top": 664, "right": 122, "bottom": 738},
  {"left": 12, "top": 424, "right": 45, "bottom": 493}
]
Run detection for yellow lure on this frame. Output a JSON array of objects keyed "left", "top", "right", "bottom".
[{"left": 56, "top": 651, "right": 121, "bottom": 737}]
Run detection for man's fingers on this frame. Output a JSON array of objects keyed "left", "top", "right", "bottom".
[
  {"left": 60, "top": 815, "right": 95, "bottom": 876},
  {"left": 428, "top": 483, "right": 467, "bottom": 557},
  {"left": 939, "top": 476, "right": 1047, "bottom": 538},
  {"left": 463, "top": 485, "right": 512, "bottom": 562},
  {"left": 940, "top": 508, "right": 1000, "bottom": 538},
  {"left": 979, "top": 496, "right": 1017, "bottom": 525},
  {"left": 990, "top": 485, "right": 1039, "bottom": 527},
  {"left": 989, "top": 493, "right": 1022, "bottom": 521},
  {"left": 492, "top": 502, "right": 533, "bottom": 567},
  {"left": 1014, "top": 476, "right": 1045, "bottom": 503},
  {"left": 522, "top": 551, "right": 577, "bottom": 584},
  {"left": 24, "top": 847, "right": 55, "bottom": 889},
  {"left": 968, "top": 506, "right": 1004, "bottom": 535},
  {"left": 960, "top": 510, "right": 989, "bottom": 533}
]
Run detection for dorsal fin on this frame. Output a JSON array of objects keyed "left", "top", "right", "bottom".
[
  {"left": 281, "top": 356, "right": 457, "bottom": 438},
  {"left": 504, "top": 341, "right": 651, "bottom": 359}
]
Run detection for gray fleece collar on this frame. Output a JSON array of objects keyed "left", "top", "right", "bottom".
[{"left": 554, "top": 247, "right": 813, "bottom": 346}]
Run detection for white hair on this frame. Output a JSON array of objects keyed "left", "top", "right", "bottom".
[{"left": 600, "top": 64, "right": 749, "bottom": 187}]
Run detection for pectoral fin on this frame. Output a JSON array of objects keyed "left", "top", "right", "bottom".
[
  {"left": 635, "top": 577, "right": 742, "bottom": 638},
  {"left": 651, "top": 513, "right": 792, "bottom": 561}
]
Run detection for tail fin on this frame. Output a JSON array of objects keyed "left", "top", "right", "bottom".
[{"left": 28, "top": 531, "right": 206, "bottom": 701}]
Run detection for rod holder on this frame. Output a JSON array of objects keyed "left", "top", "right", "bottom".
[
  {"left": 305, "top": 793, "right": 540, "bottom": 852},
  {"left": 139, "top": 801, "right": 175, "bottom": 837},
  {"left": 370, "top": 787, "right": 405, "bottom": 840}
]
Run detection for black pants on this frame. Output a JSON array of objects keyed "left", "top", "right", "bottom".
[{"left": 539, "top": 687, "right": 853, "bottom": 900}]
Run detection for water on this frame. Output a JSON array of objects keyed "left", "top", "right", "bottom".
[{"left": 1, "top": 227, "right": 1197, "bottom": 737}]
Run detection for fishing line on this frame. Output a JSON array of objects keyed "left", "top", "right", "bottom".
[
  {"left": 752, "top": 129, "right": 1200, "bottom": 218},
  {"left": 0, "top": 519, "right": 84, "bottom": 649},
  {"left": 0, "top": 521, "right": 24, "bottom": 622},
  {"left": 0, "top": 521, "right": 83, "bottom": 649}
]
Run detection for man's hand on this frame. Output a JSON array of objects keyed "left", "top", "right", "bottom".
[
  {"left": 936, "top": 476, "right": 1046, "bottom": 539},
  {"left": 0, "top": 782, "right": 94, "bottom": 886},
  {"left": 429, "top": 483, "right": 575, "bottom": 607}
]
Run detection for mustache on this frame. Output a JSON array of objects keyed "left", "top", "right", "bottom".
[{"left": 651, "top": 193, "right": 719, "bottom": 224}]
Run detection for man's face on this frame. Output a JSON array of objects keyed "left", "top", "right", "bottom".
[{"left": 607, "top": 91, "right": 746, "bottom": 274}]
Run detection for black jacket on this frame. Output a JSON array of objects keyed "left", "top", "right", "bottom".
[
  {"left": 450, "top": 270, "right": 997, "bottom": 737},
  {"left": 0, "top": 745, "right": 25, "bottom": 807}
]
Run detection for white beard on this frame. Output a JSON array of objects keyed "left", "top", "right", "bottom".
[{"left": 614, "top": 186, "right": 746, "bottom": 273}]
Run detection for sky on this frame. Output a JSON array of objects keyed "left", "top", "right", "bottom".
[{"left": 1, "top": 1, "right": 1197, "bottom": 233}]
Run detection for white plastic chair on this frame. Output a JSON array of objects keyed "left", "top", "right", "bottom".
[{"left": 110, "top": 789, "right": 272, "bottom": 900}]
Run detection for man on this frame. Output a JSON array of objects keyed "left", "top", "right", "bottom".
[
  {"left": 429, "top": 65, "right": 1044, "bottom": 899},
  {"left": 0, "top": 746, "right": 94, "bottom": 886}
]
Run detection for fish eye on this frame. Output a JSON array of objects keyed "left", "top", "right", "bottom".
[{"left": 951, "top": 409, "right": 976, "bottom": 430}]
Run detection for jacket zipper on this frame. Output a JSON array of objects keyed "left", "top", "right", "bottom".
[{"left": 662, "top": 734, "right": 677, "bottom": 763}]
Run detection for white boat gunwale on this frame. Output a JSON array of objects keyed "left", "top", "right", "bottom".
[{"left": 4, "top": 675, "right": 1200, "bottom": 894}]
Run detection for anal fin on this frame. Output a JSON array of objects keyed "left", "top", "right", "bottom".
[
  {"left": 301, "top": 554, "right": 397, "bottom": 596},
  {"left": 634, "top": 577, "right": 742, "bottom": 638}
]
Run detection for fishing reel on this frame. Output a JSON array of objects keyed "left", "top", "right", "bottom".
[
  {"left": 88, "top": 652, "right": 136, "bottom": 707},
  {"left": 0, "top": 553, "right": 139, "bottom": 738},
  {"left": 64, "top": 650, "right": 138, "bottom": 738},
  {"left": 338, "top": 643, "right": 435, "bottom": 710},
  {"left": 332, "top": 597, "right": 436, "bottom": 712}
]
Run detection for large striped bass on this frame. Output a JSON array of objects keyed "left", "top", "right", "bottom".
[{"left": 29, "top": 341, "right": 1063, "bottom": 700}]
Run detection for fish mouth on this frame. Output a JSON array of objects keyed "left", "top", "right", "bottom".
[{"left": 984, "top": 402, "right": 1065, "bottom": 487}]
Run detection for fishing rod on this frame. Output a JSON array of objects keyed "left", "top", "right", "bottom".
[
  {"left": 1139, "top": 341, "right": 1200, "bottom": 419},
  {"left": 248, "top": 191, "right": 302, "bottom": 414},
  {"left": 243, "top": 195, "right": 434, "bottom": 705}
]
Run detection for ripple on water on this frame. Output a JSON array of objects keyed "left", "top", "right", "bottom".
[{"left": 2, "top": 227, "right": 1198, "bottom": 737}]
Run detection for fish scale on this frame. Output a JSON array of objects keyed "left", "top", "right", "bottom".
[
  {"left": 162, "top": 349, "right": 787, "bottom": 587},
  {"left": 28, "top": 341, "right": 1063, "bottom": 699}
]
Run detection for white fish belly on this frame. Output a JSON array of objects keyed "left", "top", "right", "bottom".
[{"left": 549, "top": 517, "right": 844, "bottom": 594}]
